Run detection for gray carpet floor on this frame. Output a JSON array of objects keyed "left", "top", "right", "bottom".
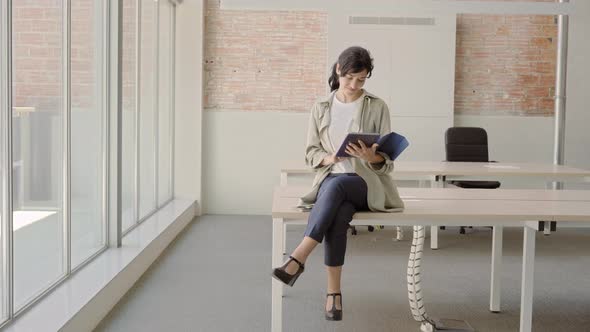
[{"left": 95, "top": 215, "right": 590, "bottom": 332}]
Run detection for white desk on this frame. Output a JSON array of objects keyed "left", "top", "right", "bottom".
[
  {"left": 278, "top": 185, "right": 590, "bottom": 202},
  {"left": 281, "top": 161, "right": 590, "bottom": 182},
  {"left": 277, "top": 186, "right": 590, "bottom": 313},
  {"left": 271, "top": 187, "right": 590, "bottom": 332},
  {"left": 280, "top": 161, "right": 590, "bottom": 249}
]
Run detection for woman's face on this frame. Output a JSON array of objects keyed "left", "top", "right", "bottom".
[{"left": 337, "top": 64, "right": 368, "bottom": 98}]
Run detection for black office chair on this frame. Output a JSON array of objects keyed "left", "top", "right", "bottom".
[{"left": 444, "top": 127, "right": 501, "bottom": 234}]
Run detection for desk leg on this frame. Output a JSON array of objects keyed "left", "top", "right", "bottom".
[
  {"left": 520, "top": 226, "right": 536, "bottom": 332},
  {"left": 272, "top": 218, "right": 285, "bottom": 332},
  {"left": 280, "top": 172, "right": 287, "bottom": 186},
  {"left": 430, "top": 226, "right": 438, "bottom": 250},
  {"left": 490, "top": 226, "right": 503, "bottom": 312},
  {"left": 430, "top": 175, "right": 441, "bottom": 250}
]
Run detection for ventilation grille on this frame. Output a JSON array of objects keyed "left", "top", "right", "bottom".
[{"left": 349, "top": 16, "right": 435, "bottom": 26}]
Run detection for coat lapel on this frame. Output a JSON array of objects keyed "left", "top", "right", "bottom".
[
  {"left": 318, "top": 103, "right": 331, "bottom": 133},
  {"left": 349, "top": 94, "right": 367, "bottom": 133}
]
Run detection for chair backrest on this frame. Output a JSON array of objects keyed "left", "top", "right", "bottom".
[{"left": 445, "top": 127, "right": 490, "bottom": 162}]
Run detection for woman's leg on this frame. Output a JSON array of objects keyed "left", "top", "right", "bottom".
[
  {"left": 323, "top": 202, "right": 357, "bottom": 311},
  {"left": 283, "top": 175, "right": 367, "bottom": 274},
  {"left": 322, "top": 177, "right": 368, "bottom": 312},
  {"left": 282, "top": 175, "right": 343, "bottom": 272},
  {"left": 283, "top": 236, "right": 319, "bottom": 274},
  {"left": 323, "top": 201, "right": 357, "bottom": 267},
  {"left": 326, "top": 266, "right": 342, "bottom": 310}
]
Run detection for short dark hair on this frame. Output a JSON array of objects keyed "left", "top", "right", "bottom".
[{"left": 328, "top": 46, "right": 374, "bottom": 92}]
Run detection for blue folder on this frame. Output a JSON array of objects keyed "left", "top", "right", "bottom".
[{"left": 376, "top": 132, "right": 409, "bottom": 161}]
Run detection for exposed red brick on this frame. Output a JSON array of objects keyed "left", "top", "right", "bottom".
[
  {"left": 530, "top": 37, "right": 553, "bottom": 48},
  {"left": 455, "top": 10, "right": 557, "bottom": 116},
  {"left": 204, "top": 1, "right": 327, "bottom": 112},
  {"left": 203, "top": 2, "right": 557, "bottom": 116}
]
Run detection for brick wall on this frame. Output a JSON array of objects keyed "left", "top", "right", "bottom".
[
  {"left": 455, "top": 14, "right": 557, "bottom": 116},
  {"left": 12, "top": 0, "right": 100, "bottom": 112},
  {"left": 204, "top": 0, "right": 558, "bottom": 116},
  {"left": 204, "top": 0, "right": 327, "bottom": 112},
  {"left": 12, "top": 0, "right": 146, "bottom": 115},
  {"left": 71, "top": 0, "right": 97, "bottom": 110},
  {"left": 12, "top": 0, "right": 63, "bottom": 111}
]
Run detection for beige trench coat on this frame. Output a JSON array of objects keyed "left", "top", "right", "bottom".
[{"left": 299, "top": 90, "right": 405, "bottom": 212}]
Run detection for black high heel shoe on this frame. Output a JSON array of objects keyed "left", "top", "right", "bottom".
[
  {"left": 325, "top": 293, "right": 342, "bottom": 321},
  {"left": 271, "top": 255, "right": 305, "bottom": 287}
]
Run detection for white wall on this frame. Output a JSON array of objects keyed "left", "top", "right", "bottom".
[
  {"left": 175, "top": 0, "right": 204, "bottom": 215},
  {"left": 203, "top": 111, "right": 308, "bottom": 214}
]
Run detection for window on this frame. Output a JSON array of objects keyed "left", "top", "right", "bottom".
[
  {"left": 138, "top": 0, "right": 157, "bottom": 220},
  {"left": 0, "top": 0, "right": 176, "bottom": 324},
  {"left": 121, "top": 0, "right": 137, "bottom": 232},
  {"left": 122, "top": 0, "right": 177, "bottom": 233},
  {"left": 9, "top": 0, "right": 108, "bottom": 315},
  {"left": 71, "top": 0, "right": 107, "bottom": 268},
  {"left": 12, "top": 0, "right": 66, "bottom": 310}
]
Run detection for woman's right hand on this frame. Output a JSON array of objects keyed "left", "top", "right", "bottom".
[{"left": 322, "top": 153, "right": 343, "bottom": 166}]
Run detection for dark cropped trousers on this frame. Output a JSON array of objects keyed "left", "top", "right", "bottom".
[{"left": 303, "top": 173, "right": 369, "bottom": 266}]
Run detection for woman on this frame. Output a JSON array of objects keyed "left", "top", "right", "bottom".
[{"left": 272, "top": 46, "right": 404, "bottom": 321}]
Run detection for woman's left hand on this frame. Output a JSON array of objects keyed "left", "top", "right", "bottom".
[{"left": 345, "top": 140, "right": 385, "bottom": 164}]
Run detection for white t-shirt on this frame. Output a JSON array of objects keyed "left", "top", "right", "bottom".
[{"left": 328, "top": 94, "right": 363, "bottom": 173}]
